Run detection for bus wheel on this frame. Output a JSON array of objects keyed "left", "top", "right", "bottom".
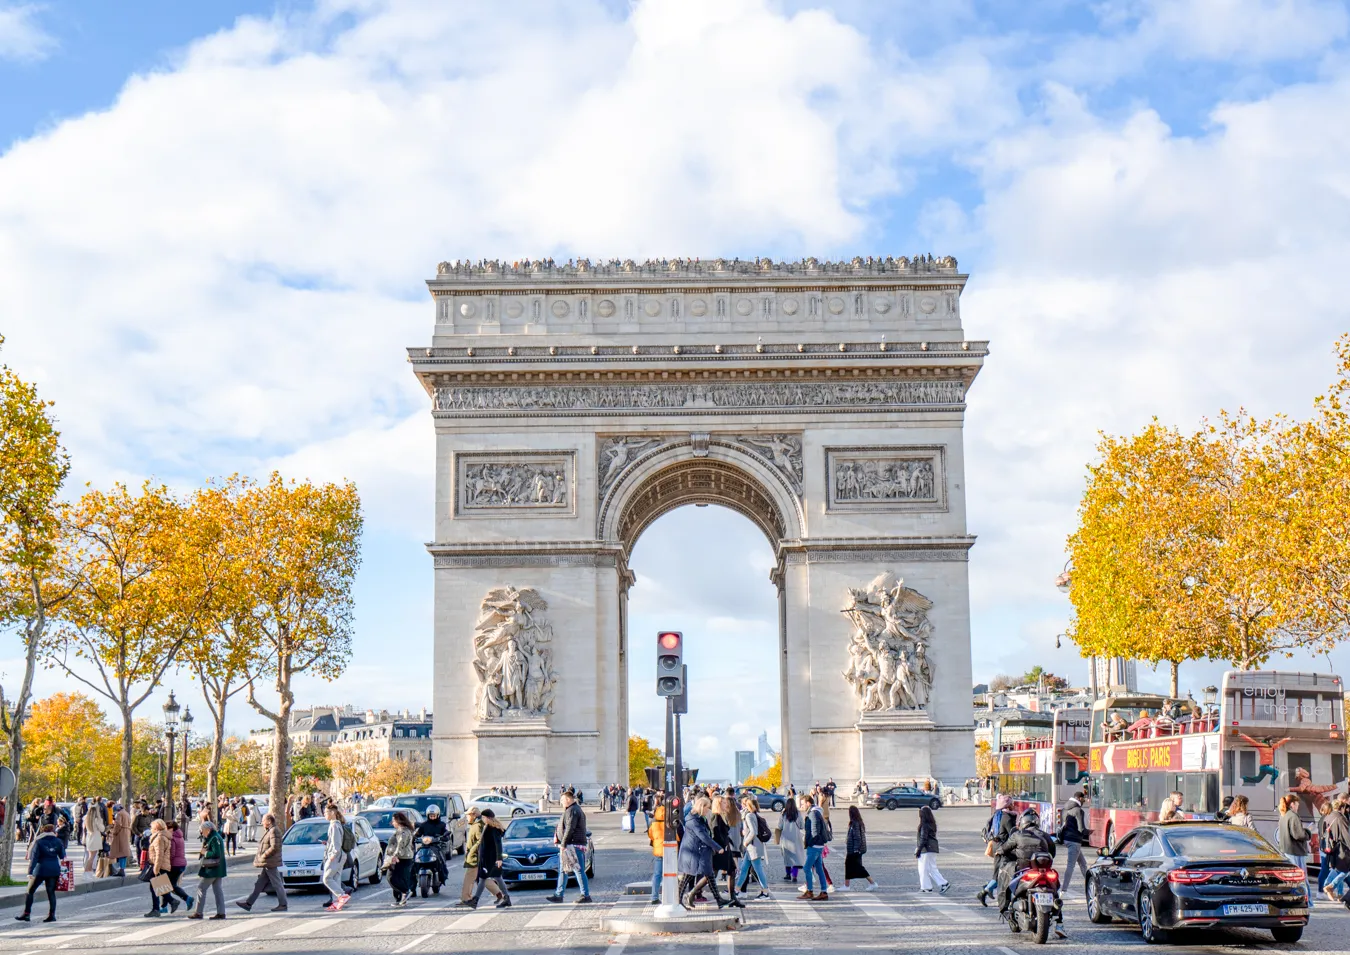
[{"left": 1103, "top": 824, "right": 1113, "bottom": 854}]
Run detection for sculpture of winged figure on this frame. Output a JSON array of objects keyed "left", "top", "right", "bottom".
[
  {"left": 472, "top": 585, "right": 556, "bottom": 721},
  {"left": 841, "top": 572, "right": 934, "bottom": 713}
]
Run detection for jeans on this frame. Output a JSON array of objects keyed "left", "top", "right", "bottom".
[
  {"left": 244, "top": 867, "right": 286, "bottom": 907},
  {"left": 23, "top": 875, "right": 58, "bottom": 917},
  {"left": 627, "top": 811, "right": 636, "bottom": 832},
  {"left": 737, "top": 854, "right": 769, "bottom": 893},
  {"left": 193, "top": 877, "right": 225, "bottom": 916},
  {"left": 553, "top": 846, "right": 589, "bottom": 897},
  {"left": 651, "top": 856, "right": 663, "bottom": 901},
  {"left": 1062, "top": 841, "right": 1090, "bottom": 896},
  {"left": 1287, "top": 854, "right": 1312, "bottom": 908},
  {"left": 1319, "top": 852, "right": 1331, "bottom": 891},
  {"left": 804, "top": 846, "right": 827, "bottom": 894}
]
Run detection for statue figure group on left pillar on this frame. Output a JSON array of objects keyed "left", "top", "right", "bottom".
[{"left": 473, "top": 585, "right": 558, "bottom": 721}]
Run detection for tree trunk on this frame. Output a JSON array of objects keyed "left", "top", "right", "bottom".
[
  {"left": 0, "top": 581, "right": 47, "bottom": 882},
  {"left": 1169, "top": 661, "right": 1180, "bottom": 699},
  {"left": 120, "top": 704, "right": 134, "bottom": 808},
  {"left": 205, "top": 687, "right": 227, "bottom": 826}
]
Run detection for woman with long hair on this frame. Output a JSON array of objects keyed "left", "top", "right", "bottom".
[
  {"left": 916, "top": 804, "right": 949, "bottom": 893},
  {"left": 320, "top": 806, "right": 350, "bottom": 912},
  {"left": 711, "top": 795, "right": 744, "bottom": 908},
  {"left": 677, "top": 796, "right": 726, "bottom": 909},
  {"left": 1227, "top": 795, "right": 1253, "bottom": 828},
  {"left": 778, "top": 798, "right": 804, "bottom": 883},
  {"left": 383, "top": 812, "right": 416, "bottom": 907},
  {"left": 737, "top": 796, "right": 772, "bottom": 900},
  {"left": 843, "top": 806, "right": 877, "bottom": 891}
]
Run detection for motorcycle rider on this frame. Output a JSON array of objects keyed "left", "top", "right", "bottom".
[
  {"left": 977, "top": 795, "right": 1017, "bottom": 906},
  {"left": 413, "top": 807, "right": 450, "bottom": 888},
  {"left": 996, "top": 809, "right": 1056, "bottom": 916}
]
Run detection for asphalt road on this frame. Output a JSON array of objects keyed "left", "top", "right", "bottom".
[{"left": 2, "top": 805, "right": 1348, "bottom": 954}]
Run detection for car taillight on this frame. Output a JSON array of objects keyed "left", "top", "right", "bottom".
[
  {"left": 1269, "top": 868, "right": 1308, "bottom": 883},
  {"left": 1168, "top": 869, "right": 1223, "bottom": 884}
]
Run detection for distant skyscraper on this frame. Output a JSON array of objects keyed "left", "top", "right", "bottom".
[
  {"left": 734, "top": 751, "right": 755, "bottom": 784},
  {"left": 1093, "top": 657, "right": 1138, "bottom": 692},
  {"left": 756, "top": 730, "right": 775, "bottom": 763}
]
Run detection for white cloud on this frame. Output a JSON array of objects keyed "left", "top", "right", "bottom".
[{"left": 0, "top": 3, "right": 53, "bottom": 62}]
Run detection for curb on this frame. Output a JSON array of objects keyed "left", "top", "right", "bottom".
[{"left": 0, "top": 860, "right": 204, "bottom": 910}]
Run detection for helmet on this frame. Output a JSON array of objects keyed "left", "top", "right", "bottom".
[
  {"left": 426, "top": 807, "right": 440, "bottom": 818},
  {"left": 1018, "top": 809, "right": 1041, "bottom": 829}
]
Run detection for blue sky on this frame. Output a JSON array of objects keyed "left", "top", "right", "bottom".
[{"left": 4, "top": 0, "right": 1350, "bottom": 782}]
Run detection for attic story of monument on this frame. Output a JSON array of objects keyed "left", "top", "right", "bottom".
[{"left": 408, "top": 255, "right": 984, "bottom": 792}]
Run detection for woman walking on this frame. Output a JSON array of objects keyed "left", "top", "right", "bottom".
[
  {"left": 188, "top": 819, "right": 228, "bottom": 920},
  {"left": 469, "top": 809, "right": 512, "bottom": 908},
  {"left": 82, "top": 798, "right": 106, "bottom": 875},
  {"left": 916, "top": 804, "right": 950, "bottom": 894},
  {"left": 1227, "top": 795, "right": 1253, "bottom": 828},
  {"left": 110, "top": 803, "right": 133, "bottom": 877},
  {"left": 143, "top": 820, "right": 177, "bottom": 916},
  {"left": 223, "top": 802, "right": 240, "bottom": 856},
  {"left": 382, "top": 811, "right": 415, "bottom": 907},
  {"left": 14, "top": 823, "right": 64, "bottom": 923},
  {"left": 736, "top": 795, "right": 772, "bottom": 900},
  {"left": 711, "top": 795, "right": 744, "bottom": 908},
  {"left": 677, "top": 796, "right": 726, "bottom": 909},
  {"left": 160, "top": 821, "right": 193, "bottom": 912},
  {"left": 319, "top": 806, "right": 351, "bottom": 911},
  {"left": 1278, "top": 794, "right": 1313, "bottom": 909},
  {"left": 843, "top": 807, "right": 877, "bottom": 891},
  {"left": 778, "top": 798, "right": 805, "bottom": 884}
]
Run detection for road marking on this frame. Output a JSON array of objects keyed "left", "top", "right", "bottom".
[
  {"left": 23, "top": 936, "right": 86, "bottom": 947},
  {"left": 846, "top": 895, "right": 910, "bottom": 922},
  {"left": 197, "top": 940, "right": 253, "bottom": 955},
  {"left": 525, "top": 907, "right": 571, "bottom": 927},
  {"left": 997, "top": 948, "right": 1020, "bottom": 955},
  {"left": 109, "top": 921, "right": 184, "bottom": 943},
  {"left": 275, "top": 916, "right": 345, "bottom": 936},
  {"left": 197, "top": 917, "right": 276, "bottom": 939},
  {"left": 775, "top": 899, "right": 824, "bottom": 923},
  {"left": 605, "top": 933, "right": 630, "bottom": 955},
  {"left": 719, "top": 934, "right": 734, "bottom": 955},
  {"left": 365, "top": 914, "right": 425, "bottom": 933},
  {"left": 447, "top": 910, "right": 498, "bottom": 931},
  {"left": 911, "top": 898, "right": 984, "bottom": 922},
  {"left": 392, "top": 933, "right": 434, "bottom": 953}
]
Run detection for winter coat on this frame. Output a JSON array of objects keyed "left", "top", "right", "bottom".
[
  {"left": 148, "top": 829, "right": 172, "bottom": 874},
  {"left": 384, "top": 826, "right": 414, "bottom": 866},
  {"left": 253, "top": 827, "right": 282, "bottom": 869},
  {"left": 223, "top": 808, "right": 240, "bottom": 835},
  {"left": 464, "top": 819, "right": 485, "bottom": 867},
  {"left": 28, "top": 832, "right": 65, "bottom": 879},
  {"left": 917, "top": 805, "right": 940, "bottom": 854},
  {"left": 1060, "top": 799, "right": 1088, "bottom": 845},
  {"left": 740, "top": 811, "right": 766, "bottom": 862},
  {"left": 1278, "top": 810, "right": 1311, "bottom": 856},
  {"left": 846, "top": 820, "right": 867, "bottom": 856},
  {"left": 557, "top": 802, "right": 587, "bottom": 847},
  {"left": 324, "top": 819, "right": 344, "bottom": 863},
  {"left": 1323, "top": 809, "right": 1350, "bottom": 873},
  {"left": 170, "top": 828, "right": 187, "bottom": 868},
  {"left": 477, "top": 823, "right": 505, "bottom": 875},
  {"left": 677, "top": 813, "right": 717, "bottom": 878},
  {"left": 82, "top": 807, "right": 107, "bottom": 851},
  {"left": 778, "top": 813, "right": 805, "bottom": 867},
  {"left": 109, "top": 810, "right": 133, "bottom": 861},
  {"left": 626, "top": 790, "right": 640, "bottom": 812},
  {"left": 648, "top": 806, "right": 667, "bottom": 859},
  {"left": 803, "top": 807, "right": 828, "bottom": 848},
  {"left": 711, "top": 815, "right": 738, "bottom": 873},
  {"left": 198, "top": 830, "right": 227, "bottom": 879}
]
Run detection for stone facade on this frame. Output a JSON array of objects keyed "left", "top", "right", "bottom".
[{"left": 409, "top": 256, "right": 983, "bottom": 793}]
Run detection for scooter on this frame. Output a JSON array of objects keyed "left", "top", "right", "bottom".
[
  {"left": 1006, "top": 852, "right": 1064, "bottom": 944},
  {"left": 415, "top": 835, "right": 448, "bottom": 897}
]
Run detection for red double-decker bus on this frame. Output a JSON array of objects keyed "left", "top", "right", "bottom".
[
  {"left": 1086, "top": 670, "right": 1346, "bottom": 859},
  {"left": 991, "top": 708, "right": 1093, "bottom": 831}
]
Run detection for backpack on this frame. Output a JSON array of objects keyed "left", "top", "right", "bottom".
[
  {"left": 340, "top": 824, "right": 356, "bottom": 854},
  {"left": 982, "top": 808, "right": 1003, "bottom": 842},
  {"left": 755, "top": 814, "right": 772, "bottom": 844}
]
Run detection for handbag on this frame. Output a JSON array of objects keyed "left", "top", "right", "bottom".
[
  {"left": 95, "top": 856, "right": 112, "bottom": 879},
  {"left": 984, "top": 840, "right": 996, "bottom": 858},
  {"left": 138, "top": 864, "right": 155, "bottom": 883},
  {"left": 56, "top": 859, "right": 75, "bottom": 893},
  {"left": 772, "top": 826, "right": 782, "bottom": 846},
  {"left": 150, "top": 873, "right": 173, "bottom": 896}
]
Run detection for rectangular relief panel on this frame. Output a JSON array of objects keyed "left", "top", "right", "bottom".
[
  {"left": 825, "top": 445, "right": 947, "bottom": 512},
  {"left": 454, "top": 450, "right": 576, "bottom": 518}
]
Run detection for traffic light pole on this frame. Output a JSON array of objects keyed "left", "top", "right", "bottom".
[{"left": 658, "top": 694, "right": 682, "bottom": 915}]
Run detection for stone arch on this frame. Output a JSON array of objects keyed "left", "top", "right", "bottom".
[{"left": 598, "top": 439, "right": 804, "bottom": 552}]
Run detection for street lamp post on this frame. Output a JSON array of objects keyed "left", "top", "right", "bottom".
[
  {"left": 162, "top": 692, "right": 181, "bottom": 810},
  {"left": 181, "top": 706, "right": 194, "bottom": 813}
]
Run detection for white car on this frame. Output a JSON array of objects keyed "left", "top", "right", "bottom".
[
  {"left": 280, "top": 816, "right": 382, "bottom": 891},
  {"left": 469, "top": 792, "right": 536, "bottom": 817}
]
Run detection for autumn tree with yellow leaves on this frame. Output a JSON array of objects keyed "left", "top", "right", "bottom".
[{"left": 19, "top": 692, "right": 119, "bottom": 799}]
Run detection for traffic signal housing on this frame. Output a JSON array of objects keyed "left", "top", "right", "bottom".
[{"left": 656, "top": 631, "right": 684, "bottom": 697}]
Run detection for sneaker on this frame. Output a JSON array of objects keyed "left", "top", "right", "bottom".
[
  {"left": 545, "top": 894, "right": 564, "bottom": 904},
  {"left": 14, "top": 914, "right": 30, "bottom": 922},
  {"left": 209, "top": 914, "right": 226, "bottom": 920},
  {"left": 864, "top": 883, "right": 878, "bottom": 892},
  {"left": 42, "top": 915, "right": 55, "bottom": 923},
  {"left": 143, "top": 910, "right": 161, "bottom": 918},
  {"left": 389, "top": 901, "right": 402, "bottom": 908},
  {"left": 649, "top": 899, "right": 660, "bottom": 905},
  {"left": 754, "top": 891, "right": 773, "bottom": 900},
  {"left": 167, "top": 898, "right": 180, "bottom": 914},
  {"left": 494, "top": 898, "right": 512, "bottom": 909},
  {"left": 330, "top": 894, "right": 351, "bottom": 912},
  {"left": 940, "top": 883, "right": 950, "bottom": 895},
  {"left": 270, "top": 906, "right": 288, "bottom": 912},
  {"left": 679, "top": 892, "right": 694, "bottom": 911},
  {"left": 834, "top": 884, "right": 848, "bottom": 892},
  {"left": 234, "top": 901, "right": 252, "bottom": 912},
  {"left": 454, "top": 900, "right": 475, "bottom": 907},
  {"left": 576, "top": 896, "right": 593, "bottom": 904}
]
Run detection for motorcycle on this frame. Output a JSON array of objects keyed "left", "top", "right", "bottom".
[
  {"left": 1006, "top": 852, "right": 1064, "bottom": 944},
  {"left": 414, "top": 835, "right": 447, "bottom": 898}
]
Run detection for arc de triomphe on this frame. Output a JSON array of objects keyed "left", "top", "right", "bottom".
[{"left": 408, "top": 256, "right": 984, "bottom": 793}]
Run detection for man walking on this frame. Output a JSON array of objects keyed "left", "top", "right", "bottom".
[
  {"left": 546, "top": 792, "right": 592, "bottom": 904},
  {"left": 235, "top": 814, "right": 287, "bottom": 913},
  {"left": 1058, "top": 790, "right": 1090, "bottom": 897}
]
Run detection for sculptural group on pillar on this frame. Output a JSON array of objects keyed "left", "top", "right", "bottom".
[
  {"left": 472, "top": 586, "right": 558, "bottom": 721},
  {"left": 842, "top": 572, "right": 935, "bottom": 712}
]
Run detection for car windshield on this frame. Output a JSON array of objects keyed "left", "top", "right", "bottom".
[
  {"left": 358, "top": 812, "right": 396, "bottom": 829},
  {"left": 505, "top": 817, "right": 557, "bottom": 840},
  {"left": 1162, "top": 828, "right": 1281, "bottom": 858},
  {"left": 282, "top": 822, "right": 329, "bottom": 846},
  {"left": 392, "top": 796, "right": 446, "bottom": 815}
]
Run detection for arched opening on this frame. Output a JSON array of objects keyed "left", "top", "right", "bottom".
[{"left": 625, "top": 503, "right": 781, "bottom": 786}]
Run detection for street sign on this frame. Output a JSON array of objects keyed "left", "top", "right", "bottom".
[
  {"left": 673, "top": 664, "right": 688, "bottom": 715},
  {"left": 0, "top": 765, "right": 15, "bottom": 798}
]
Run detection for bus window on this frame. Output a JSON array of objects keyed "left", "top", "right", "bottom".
[
  {"left": 1237, "top": 750, "right": 1257, "bottom": 782},
  {"left": 1288, "top": 752, "right": 1312, "bottom": 783},
  {"left": 1091, "top": 709, "right": 1105, "bottom": 744}
]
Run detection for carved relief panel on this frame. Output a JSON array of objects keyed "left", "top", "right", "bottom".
[
  {"left": 455, "top": 450, "right": 576, "bottom": 517},
  {"left": 825, "top": 445, "right": 947, "bottom": 512}
]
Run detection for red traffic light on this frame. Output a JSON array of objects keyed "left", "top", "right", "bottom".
[{"left": 658, "top": 632, "right": 681, "bottom": 650}]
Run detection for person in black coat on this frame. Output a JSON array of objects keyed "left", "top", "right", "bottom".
[
  {"left": 996, "top": 810, "right": 1055, "bottom": 914},
  {"left": 17, "top": 824, "right": 65, "bottom": 922},
  {"left": 916, "top": 804, "right": 949, "bottom": 893},
  {"left": 470, "top": 810, "right": 512, "bottom": 908},
  {"left": 677, "top": 797, "right": 725, "bottom": 909}
]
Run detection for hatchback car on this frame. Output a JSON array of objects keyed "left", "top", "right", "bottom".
[
  {"left": 280, "top": 815, "right": 383, "bottom": 891},
  {"left": 469, "top": 792, "right": 536, "bottom": 817},
  {"left": 390, "top": 793, "right": 468, "bottom": 853},
  {"left": 500, "top": 813, "right": 595, "bottom": 886},
  {"left": 1086, "top": 821, "right": 1310, "bottom": 944},
  {"left": 870, "top": 786, "right": 942, "bottom": 810},
  {"left": 356, "top": 807, "right": 425, "bottom": 852}
]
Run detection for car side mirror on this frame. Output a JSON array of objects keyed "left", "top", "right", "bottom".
[{"left": 1096, "top": 846, "right": 1110, "bottom": 857}]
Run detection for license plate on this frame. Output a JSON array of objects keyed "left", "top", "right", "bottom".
[
  {"left": 1032, "top": 892, "right": 1054, "bottom": 906},
  {"left": 522, "top": 872, "right": 549, "bottom": 881},
  {"left": 1222, "top": 904, "right": 1269, "bottom": 916}
]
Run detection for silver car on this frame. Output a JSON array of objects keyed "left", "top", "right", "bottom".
[
  {"left": 468, "top": 793, "right": 536, "bottom": 817},
  {"left": 356, "top": 807, "right": 425, "bottom": 852},
  {"left": 280, "top": 816, "right": 382, "bottom": 891}
]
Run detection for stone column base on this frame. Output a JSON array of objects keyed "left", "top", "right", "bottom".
[
  {"left": 473, "top": 718, "right": 552, "bottom": 788},
  {"left": 856, "top": 710, "right": 936, "bottom": 781}
]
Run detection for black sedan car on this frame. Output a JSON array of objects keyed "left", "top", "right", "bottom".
[
  {"left": 1086, "top": 821, "right": 1310, "bottom": 944},
  {"left": 499, "top": 813, "right": 595, "bottom": 887},
  {"left": 870, "top": 786, "right": 942, "bottom": 810},
  {"left": 737, "top": 786, "right": 787, "bottom": 812}
]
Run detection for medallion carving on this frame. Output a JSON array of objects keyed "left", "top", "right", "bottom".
[{"left": 842, "top": 572, "right": 933, "bottom": 712}]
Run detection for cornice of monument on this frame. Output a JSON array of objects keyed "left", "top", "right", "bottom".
[{"left": 428, "top": 254, "right": 963, "bottom": 291}]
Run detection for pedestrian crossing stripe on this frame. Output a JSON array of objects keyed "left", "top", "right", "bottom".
[{"left": 845, "top": 895, "right": 911, "bottom": 922}]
